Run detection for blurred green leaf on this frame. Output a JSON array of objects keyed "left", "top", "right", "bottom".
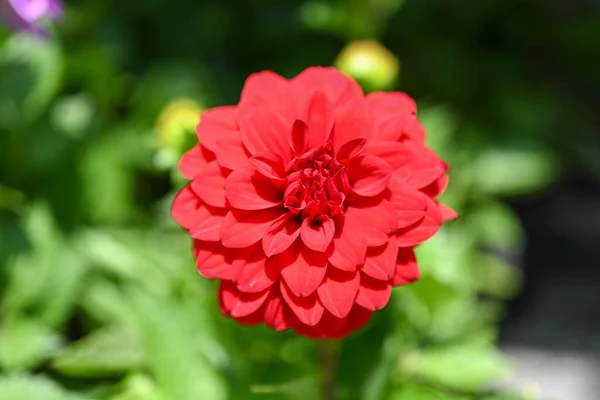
[
  {"left": 390, "top": 384, "right": 459, "bottom": 400},
  {"left": 2, "top": 203, "right": 86, "bottom": 327},
  {"left": 79, "top": 279, "right": 132, "bottom": 325},
  {"left": 397, "top": 277, "right": 481, "bottom": 343},
  {"left": 108, "top": 374, "right": 161, "bottom": 400},
  {"left": 472, "top": 148, "right": 558, "bottom": 196},
  {"left": 361, "top": 336, "right": 404, "bottom": 400},
  {"left": 416, "top": 229, "right": 476, "bottom": 290},
  {"left": 251, "top": 376, "right": 321, "bottom": 400},
  {"left": 469, "top": 201, "right": 523, "bottom": 251},
  {"left": 52, "top": 325, "right": 144, "bottom": 377},
  {"left": 51, "top": 93, "right": 95, "bottom": 138},
  {"left": 420, "top": 105, "right": 458, "bottom": 157},
  {"left": 475, "top": 254, "right": 523, "bottom": 300},
  {"left": 78, "top": 133, "right": 138, "bottom": 224},
  {"left": 0, "top": 34, "right": 62, "bottom": 122},
  {"left": 0, "top": 374, "right": 91, "bottom": 400},
  {"left": 300, "top": 0, "right": 405, "bottom": 39},
  {"left": 76, "top": 229, "right": 183, "bottom": 293},
  {"left": 0, "top": 316, "right": 60, "bottom": 371},
  {"left": 130, "top": 288, "right": 227, "bottom": 400},
  {"left": 408, "top": 344, "right": 510, "bottom": 392},
  {"left": 132, "top": 63, "right": 212, "bottom": 124}
]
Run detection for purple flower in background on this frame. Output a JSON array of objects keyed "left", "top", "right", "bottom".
[{"left": 1, "top": 0, "right": 62, "bottom": 35}]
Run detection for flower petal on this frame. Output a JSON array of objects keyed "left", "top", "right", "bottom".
[
  {"left": 280, "top": 242, "right": 327, "bottom": 297},
  {"left": 385, "top": 174, "right": 428, "bottom": 229},
  {"left": 300, "top": 215, "right": 335, "bottom": 252},
  {"left": 421, "top": 175, "right": 449, "bottom": 198},
  {"left": 344, "top": 199, "right": 398, "bottom": 247},
  {"left": 291, "top": 67, "right": 363, "bottom": 106},
  {"left": 304, "top": 91, "right": 334, "bottom": 147},
  {"left": 264, "top": 290, "right": 289, "bottom": 331},
  {"left": 224, "top": 167, "right": 282, "bottom": 210},
  {"left": 393, "top": 248, "right": 419, "bottom": 285},
  {"left": 396, "top": 197, "right": 443, "bottom": 247},
  {"left": 240, "top": 71, "right": 293, "bottom": 118},
  {"left": 236, "top": 247, "right": 280, "bottom": 293},
  {"left": 218, "top": 280, "right": 270, "bottom": 318},
  {"left": 362, "top": 236, "right": 399, "bottom": 281},
  {"left": 179, "top": 145, "right": 215, "bottom": 180},
  {"left": 171, "top": 185, "right": 202, "bottom": 230},
  {"left": 307, "top": 311, "right": 347, "bottom": 338},
  {"left": 235, "top": 310, "right": 265, "bottom": 326},
  {"left": 355, "top": 274, "right": 392, "bottom": 311},
  {"left": 262, "top": 214, "right": 302, "bottom": 257},
  {"left": 191, "top": 161, "right": 228, "bottom": 208},
  {"left": 365, "top": 92, "right": 416, "bottom": 142},
  {"left": 366, "top": 91, "right": 416, "bottom": 114},
  {"left": 345, "top": 305, "right": 373, "bottom": 331},
  {"left": 438, "top": 202, "right": 459, "bottom": 221},
  {"left": 220, "top": 208, "right": 284, "bottom": 249},
  {"left": 194, "top": 241, "right": 252, "bottom": 281},
  {"left": 214, "top": 135, "right": 251, "bottom": 170},
  {"left": 396, "top": 145, "right": 447, "bottom": 189},
  {"left": 328, "top": 217, "right": 367, "bottom": 272},
  {"left": 331, "top": 99, "right": 374, "bottom": 153},
  {"left": 363, "top": 141, "right": 414, "bottom": 170},
  {"left": 280, "top": 281, "right": 324, "bottom": 326},
  {"left": 403, "top": 118, "right": 427, "bottom": 143},
  {"left": 249, "top": 152, "right": 286, "bottom": 183},
  {"left": 336, "top": 137, "right": 367, "bottom": 162},
  {"left": 291, "top": 119, "right": 309, "bottom": 154},
  {"left": 195, "top": 106, "right": 238, "bottom": 152},
  {"left": 317, "top": 268, "right": 359, "bottom": 319},
  {"left": 238, "top": 106, "right": 291, "bottom": 160},
  {"left": 190, "top": 205, "right": 227, "bottom": 241},
  {"left": 348, "top": 155, "right": 393, "bottom": 197}
]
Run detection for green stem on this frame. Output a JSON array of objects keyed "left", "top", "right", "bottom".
[{"left": 320, "top": 340, "right": 337, "bottom": 400}]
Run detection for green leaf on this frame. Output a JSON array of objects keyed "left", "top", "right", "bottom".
[
  {"left": 396, "top": 277, "right": 481, "bottom": 343},
  {"left": 130, "top": 289, "right": 227, "bottom": 400},
  {"left": 472, "top": 148, "right": 558, "bottom": 196},
  {"left": 79, "top": 279, "right": 132, "bottom": 325},
  {"left": 107, "top": 374, "right": 161, "bottom": 400},
  {"left": 390, "top": 385, "right": 458, "bottom": 400},
  {"left": 416, "top": 228, "right": 476, "bottom": 290},
  {"left": 250, "top": 376, "right": 321, "bottom": 400},
  {"left": 75, "top": 229, "right": 183, "bottom": 293},
  {"left": 52, "top": 326, "right": 144, "bottom": 377},
  {"left": 468, "top": 201, "right": 524, "bottom": 251},
  {"left": 0, "top": 316, "right": 60, "bottom": 371},
  {"left": 0, "top": 34, "right": 62, "bottom": 123},
  {"left": 408, "top": 344, "right": 510, "bottom": 392},
  {"left": 78, "top": 135, "right": 137, "bottom": 224},
  {"left": 420, "top": 105, "right": 458, "bottom": 157},
  {"left": 50, "top": 93, "right": 95, "bottom": 138},
  {"left": 2, "top": 203, "right": 86, "bottom": 326},
  {"left": 0, "top": 374, "right": 91, "bottom": 400},
  {"left": 475, "top": 254, "right": 523, "bottom": 299}
]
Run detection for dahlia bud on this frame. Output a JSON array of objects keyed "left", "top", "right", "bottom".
[
  {"left": 334, "top": 40, "right": 400, "bottom": 92},
  {"left": 172, "top": 67, "right": 456, "bottom": 339},
  {"left": 0, "top": 0, "right": 62, "bottom": 36},
  {"left": 155, "top": 98, "right": 203, "bottom": 169}
]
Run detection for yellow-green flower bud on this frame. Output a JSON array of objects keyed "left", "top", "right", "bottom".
[{"left": 334, "top": 40, "right": 400, "bottom": 92}]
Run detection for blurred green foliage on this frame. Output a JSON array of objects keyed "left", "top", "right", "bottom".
[{"left": 1, "top": 0, "right": 598, "bottom": 399}]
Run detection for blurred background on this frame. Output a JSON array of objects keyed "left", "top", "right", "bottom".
[{"left": 1, "top": 0, "right": 599, "bottom": 399}]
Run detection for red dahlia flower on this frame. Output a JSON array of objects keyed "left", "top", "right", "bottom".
[{"left": 172, "top": 67, "right": 457, "bottom": 339}]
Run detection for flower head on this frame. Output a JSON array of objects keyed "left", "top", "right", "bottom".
[
  {"left": 1, "top": 0, "right": 62, "bottom": 36},
  {"left": 172, "top": 67, "right": 457, "bottom": 339}
]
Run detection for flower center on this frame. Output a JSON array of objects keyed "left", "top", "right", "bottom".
[{"left": 283, "top": 142, "right": 349, "bottom": 220}]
